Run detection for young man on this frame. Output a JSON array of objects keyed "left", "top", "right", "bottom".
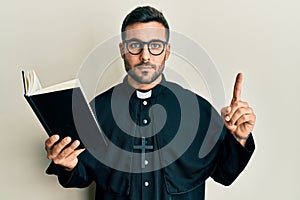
[{"left": 45, "top": 6, "right": 256, "bottom": 200}]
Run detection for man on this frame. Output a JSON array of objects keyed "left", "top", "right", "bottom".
[{"left": 45, "top": 6, "right": 256, "bottom": 200}]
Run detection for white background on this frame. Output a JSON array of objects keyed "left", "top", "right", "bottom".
[{"left": 1, "top": 0, "right": 299, "bottom": 199}]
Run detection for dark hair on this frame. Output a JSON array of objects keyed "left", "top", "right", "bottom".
[{"left": 121, "top": 6, "right": 170, "bottom": 41}]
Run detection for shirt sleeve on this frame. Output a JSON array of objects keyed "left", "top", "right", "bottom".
[
  {"left": 211, "top": 130, "right": 255, "bottom": 186},
  {"left": 45, "top": 151, "right": 93, "bottom": 188}
]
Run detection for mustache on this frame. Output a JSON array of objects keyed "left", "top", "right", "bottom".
[{"left": 134, "top": 62, "right": 156, "bottom": 68}]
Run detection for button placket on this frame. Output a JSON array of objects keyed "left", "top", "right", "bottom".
[{"left": 139, "top": 99, "right": 150, "bottom": 126}]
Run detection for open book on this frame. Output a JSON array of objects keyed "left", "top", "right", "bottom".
[{"left": 22, "top": 70, "right": 105, "bottom": 149}]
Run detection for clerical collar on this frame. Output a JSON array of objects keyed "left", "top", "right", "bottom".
[
  {"left": 123, "top": 74, "right": 167, "bottom": 99},
  {"left": 136, "top": 90, "right": 152, "bottom": 99}
]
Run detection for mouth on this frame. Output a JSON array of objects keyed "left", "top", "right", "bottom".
[
  {"left": 138, "top": 66, "right": 153, "bottom": 71},
  {"left": 136, "top": 63, "right": 155, "bottom": 70}
]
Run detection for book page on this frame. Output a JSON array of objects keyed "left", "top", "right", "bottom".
[
  {"left": 25, "top": 70, "right": 81, "bottom": 96},
  {"left": 24, "top": 70, "right": 42, "bottom": 95},
  {"left": 29, "top": 79, "right": 80, "bottom": 95}
]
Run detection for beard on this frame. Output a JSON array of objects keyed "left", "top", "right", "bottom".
[{"left": 124, "top": 58, "right": 166, "bottom": 84}]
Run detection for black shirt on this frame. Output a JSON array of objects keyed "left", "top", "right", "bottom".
[{"left": 47, "top": 76, "right": 255, "bottom": 199}]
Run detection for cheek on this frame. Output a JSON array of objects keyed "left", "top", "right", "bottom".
[
  {"left": 125, "top": 54, "right": 138, "bottom": 63},
  {"left": 153, "top": 55, "right": 167, "bottom": 64},
  {"left": 124, "top": 55, "right": 139, "bottom": 68}
]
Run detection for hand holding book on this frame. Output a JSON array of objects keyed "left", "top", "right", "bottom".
[
  {"left": 45, "top": 135, "right": 85, "bottom": 171},
  {"left": 22, "top": 70, "right": 104, "bottom": 167}
]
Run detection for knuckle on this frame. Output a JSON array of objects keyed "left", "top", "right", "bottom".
[
  {"left": 240, "top": 101, "right": 248, "bottom": 107},
  {"left": 248, "top": 107, "right": 253, "bottom": 113},
  {"left": 61, "top": 147, "right": 74, "bottom": 158},
  {"left": 47, "top": 154, "right": 53, "bottom": 160},
  {"left": 53, "top": 158, "right": 62, "bottom": 165},
  {"left": 243, "top": 101, "right": 249, "bottom": 107},
  {"left": 242, "top": 115, "right": 249, "bottom": 121},
  {"left": 69, "top": 153, "right": 77, "bottom": 160},
  {"left": 51, "top": 145, "right": 59, "bottom": 154},
  {"left": 235, "top": 108, "right": 245, "bottom": 116},
  {"left": 45, "top": 140, "right": 52, "bottom": 148},
  {"left": 45, "top": 143, "right": 53, "bottom": 150},
  {"left": 233, "top": 101, "right": 239, "bottom": 107},
  {"left": 60, "top": 149, "right": 67, "bottom": 157},
  {"left": 45, "top": 139, "right": 50, "bottom": 145},
  {"left": 236, "top": 108, "right": 242, "bottom": 115}
]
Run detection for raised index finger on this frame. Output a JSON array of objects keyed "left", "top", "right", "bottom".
[{"left": 231, "top": 73, "right": 243, "bottom": 104}]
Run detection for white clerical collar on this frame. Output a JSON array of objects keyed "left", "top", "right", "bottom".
[{"left": 136, "top": 90, "right": 152, "bottom": 99}]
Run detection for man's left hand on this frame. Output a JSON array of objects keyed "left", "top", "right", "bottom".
[{"left": 221, "top": 73, "right": 256, "bottom": 145}]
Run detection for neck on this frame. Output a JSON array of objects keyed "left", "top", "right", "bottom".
[{"left": 127, "top": 75, "right": 162, "bottom": 90}]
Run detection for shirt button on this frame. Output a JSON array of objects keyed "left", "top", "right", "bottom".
[
  {"left": 144, "top": 181, "right": 149, "bottom": 187},
  {"left": 145, "top": 160, "right": 149, "bottom": 166},
  {"left": 143, "top": 119, "right": 148, "bottom": 124},
  {"left": 143, "top": 100, "right": 148, "bottom": 106}
]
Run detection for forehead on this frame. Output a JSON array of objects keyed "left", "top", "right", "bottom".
[{"left": 124, "top": 22, "right": 167, "bottom": 41}]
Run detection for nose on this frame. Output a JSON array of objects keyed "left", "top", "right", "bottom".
[{"left": 140, "top": 44, "right": 151, "bottom": 62}]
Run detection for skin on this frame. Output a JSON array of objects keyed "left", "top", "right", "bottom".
[
  {"left": 120, "top": 21, "right": 170, "bottom": 90},
  {"left": 221, "top": 73, "right": 256, "bottom": 146},
  {"left": 45, "top": 22, "right": 256, "bottom": 170}
]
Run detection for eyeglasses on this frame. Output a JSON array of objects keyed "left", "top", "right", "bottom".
[{"left": 124, "top": 39, "right": 168, "bottom": 56}]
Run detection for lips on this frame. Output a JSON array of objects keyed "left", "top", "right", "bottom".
[
  {"left": 138, "top": 66, "right": 153, "bottom": 70},
  {"left": 136, "top": 63, "right": 156, "bottom": 70}
]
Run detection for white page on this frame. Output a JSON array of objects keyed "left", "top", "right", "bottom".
[{"left": 25, "top": 70, "right": 80, "bottom": 96}]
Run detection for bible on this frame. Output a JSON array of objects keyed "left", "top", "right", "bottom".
[{"left": 22, "top": 70, "right": 104, "bottom": 148}]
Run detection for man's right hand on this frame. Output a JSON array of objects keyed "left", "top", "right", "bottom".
[{"left": 45, "top": 135, "right": 85, "bottom": 171}]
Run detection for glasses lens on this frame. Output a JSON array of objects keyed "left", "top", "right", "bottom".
[
  {"left": 126, "top": 40, "right": 166, "bottom": 56},
  {"left": 127, "top": 40, "right": 142, "bottom": 55},
  {"left": 149, "top": 41, "right": 165, "bottom": 55}
]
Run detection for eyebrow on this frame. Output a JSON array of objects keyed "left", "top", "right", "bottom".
[{"left": 124, "top": 38, "right": 165, "bottom": 42}]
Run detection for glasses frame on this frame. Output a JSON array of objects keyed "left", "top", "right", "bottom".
[{"left": 123, "top": 39, "right": 168, "bottom": 56}]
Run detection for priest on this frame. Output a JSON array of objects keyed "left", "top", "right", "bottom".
[{"left": 45, "top": 6, "right": 256, "bottom": 200}]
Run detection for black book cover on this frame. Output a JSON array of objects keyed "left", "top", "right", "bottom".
[{"left": 22, "top": 71, "right": 104, "bottom": 149}]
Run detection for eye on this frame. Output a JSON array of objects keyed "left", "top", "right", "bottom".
[
  {"left": 129, "top": 42, "right": 141, "bottom": 49},
  {"left": 150, "top": 42, "right": 162, "bottom": 49}
]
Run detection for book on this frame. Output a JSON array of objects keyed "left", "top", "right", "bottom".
[{"left": 22, "top": 70, "right": 105, "bottom": 149}]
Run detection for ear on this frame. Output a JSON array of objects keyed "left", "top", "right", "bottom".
[
  {"left": 165, "top": 43, "right": 171, "bottom": 60},
  {"left": 119, "top": 42, "right": 125, "bottom": 59}
]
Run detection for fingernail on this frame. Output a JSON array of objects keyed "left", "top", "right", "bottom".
[
  {"left": 225, "top": 116, "right": 230, "bottom": 121},
  {"left": 53, "top": 135, "right": 59, "bottom": 140},
  {"left": 74, "top": 140, "right": 80, "bottom": 146}
]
